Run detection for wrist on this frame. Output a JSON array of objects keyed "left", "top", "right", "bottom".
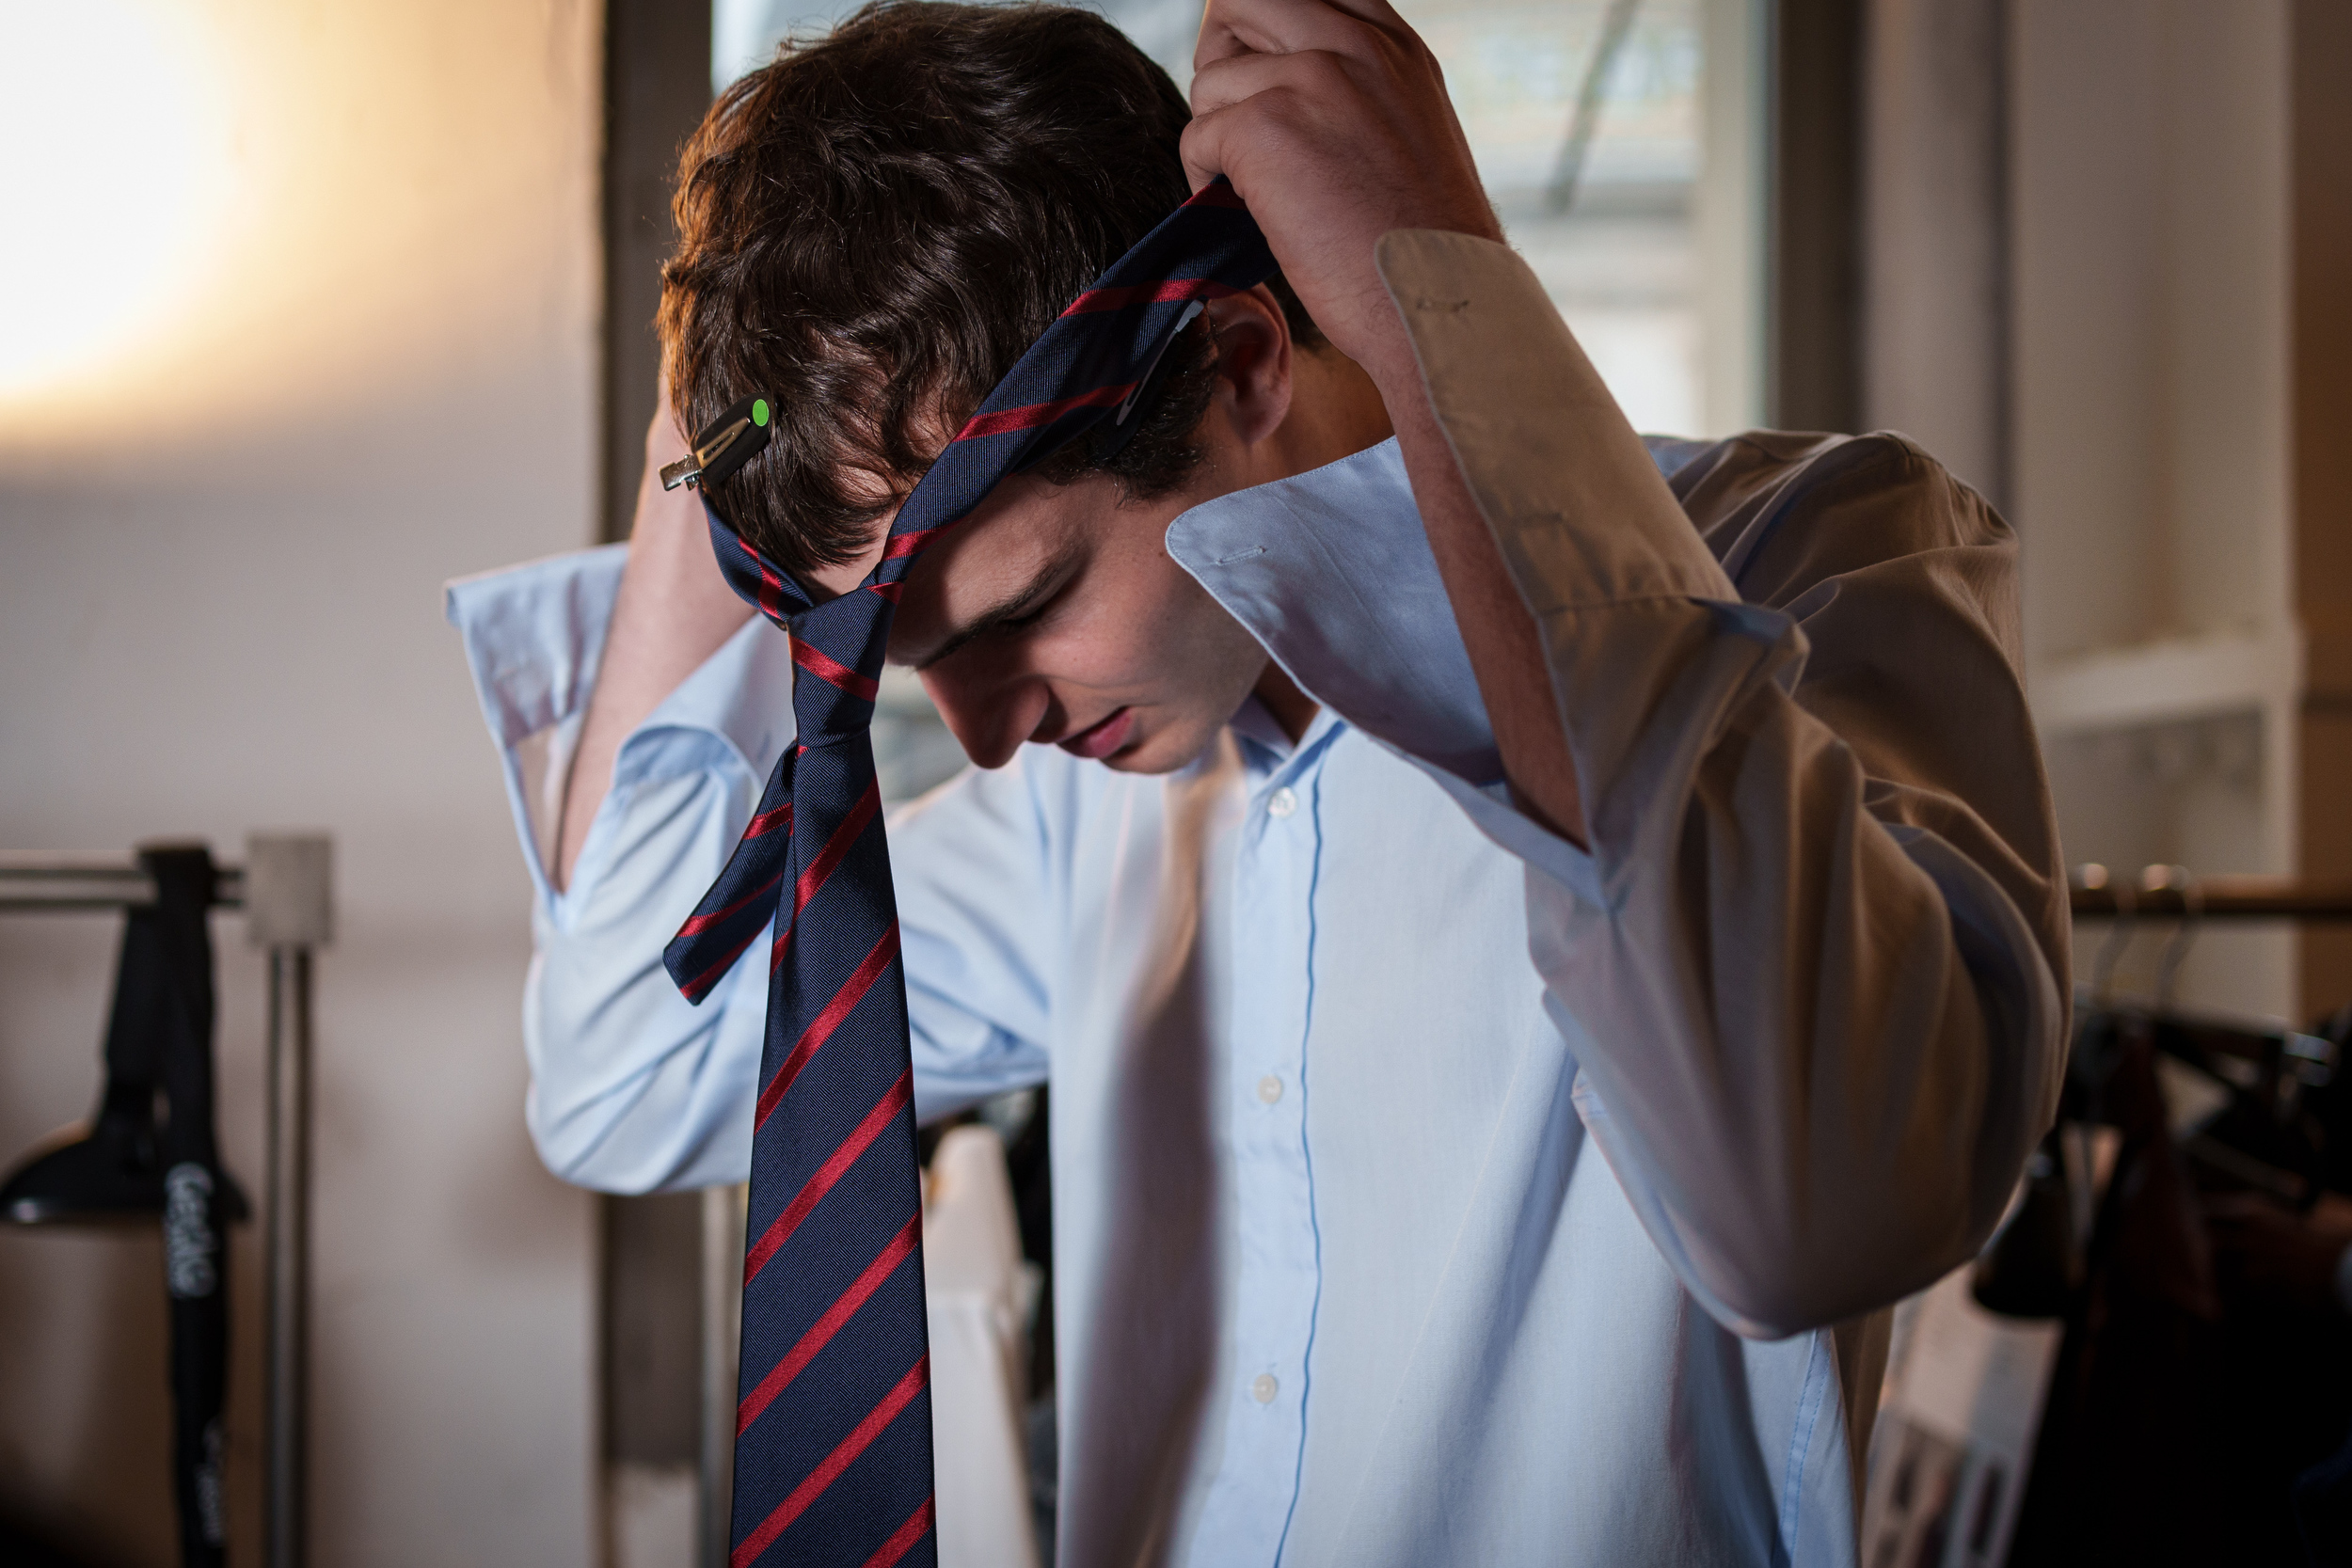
[{"left": 1357, "top": 304, "right": 1435, "bottom": 436}]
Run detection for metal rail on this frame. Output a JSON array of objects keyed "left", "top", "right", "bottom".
[
  {"left": 2070, "top": 869, "right": 2352, "bottom": 921},
  {"left": 0, "top": 855, "right": 246, "bottom": 912}
]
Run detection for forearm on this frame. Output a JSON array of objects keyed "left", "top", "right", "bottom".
[
  {"left": 1363, "top": 232, "right": 2065, "bottom": 1331},
  {"left": 556, "top": 420, "right": 753, "bottom": 888},
  {"left": 1355, "top": 266, "right": 1587, "bottom": 847}
]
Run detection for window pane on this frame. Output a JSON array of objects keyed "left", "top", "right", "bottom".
[{"left": 1401, "top": 0, "right": 1740, "bottom": 436}]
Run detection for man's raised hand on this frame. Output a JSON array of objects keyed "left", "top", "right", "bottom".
[{"left": 1184, "top": 0, "right": 1502, "bottom": 382}]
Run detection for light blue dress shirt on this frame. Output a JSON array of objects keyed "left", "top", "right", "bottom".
[
  {"left": 455, "top": 233, "right": 2074, "bottom": 1566},
  {"left": 451, "top": 406, "right": 2065, "bottom": 1568}
]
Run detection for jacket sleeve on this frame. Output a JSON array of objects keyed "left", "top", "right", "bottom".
[{"left": 1372, "top": 230, "right": 2071, "bottom": 1338}]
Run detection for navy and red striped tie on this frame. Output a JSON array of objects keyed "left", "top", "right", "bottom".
[{"left": 663, "top": 182, "right": 1277, "bottom": 1567}]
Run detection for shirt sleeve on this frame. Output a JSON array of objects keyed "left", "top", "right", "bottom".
[
  {"left": 1369, "top": 230, "right": 2072, "bottom": 1339},
  {"left": 892, "top": 756, "right": 1062, "bottom": 1121},
  {"left": 446, "top": 549, "right": 1053, "bottom": 1193},
  {"left": 447, "top": 548, "right": 789, "bottom": 1191}
]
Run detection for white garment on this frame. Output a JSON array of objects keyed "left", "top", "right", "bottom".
[{"left": 924, "top": 1127, "right": 1040, "bottom": 1568}]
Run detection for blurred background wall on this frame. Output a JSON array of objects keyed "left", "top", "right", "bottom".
[{"left": 0, "top": 1, "right": 603, "bottom": 1563}]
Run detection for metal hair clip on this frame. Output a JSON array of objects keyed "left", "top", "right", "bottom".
[
  {"left": 660, "top": 392, "right": 777, "bottom": 492},
  {"left": 1097, "top": 302, "right": 1205, "bottom": 464}
]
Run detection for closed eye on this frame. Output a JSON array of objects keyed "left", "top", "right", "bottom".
[
  {"left": 913, "top": 551, "right": 1078, "bottom": 671},
  {"left": 994, "top": 596, "right": 1057, "bottom": 635}
]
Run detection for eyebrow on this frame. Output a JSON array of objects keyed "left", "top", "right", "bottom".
[{"left": 910, "top": 546, "right": 1080, "bottom": 672}]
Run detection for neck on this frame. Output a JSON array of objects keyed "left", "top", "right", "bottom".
[
  {"left": 1253, "top": 660, "right": 1319, "bottom": 743},
  {"left": 1276, "top": 344, "right": 1395, "bottom": 474}
]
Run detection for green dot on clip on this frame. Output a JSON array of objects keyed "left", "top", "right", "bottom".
[{"left": 752, "top": 398, "right": 771, "bottom": 427}]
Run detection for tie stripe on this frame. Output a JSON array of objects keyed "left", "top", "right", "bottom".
[
  {"left": 739, "top": 1209, "right": 923, "bottom": 1432},
  {"left": 677, "top": 926, "right": 764, "bottom": 1005},
  {"left": 675, "top": 871, "right": 785, "bottom": 940},
  {"left": 755, "top": 923, "right": 901, "bottom": 1131},
  {"left": 794, "top": 784, "right": 881, "bottom": 918},
  {"left": 862, "top": 1502, "right": 938, "bottom": 1568},
  {"left": 729, "top": 1355, "right": 931, "bottom": 1568},
  {"left": 957, "top": 382, "right": 1134, "bottom": 440},
  {"left": 744, "top": 1072, "right": 914, "bottom": 1287},
  {"left": 791, "top": 637, "right": 881, "bottom": 701},
  {"left": 1061, "top": 277, "right": 1243, "bottom": 315},
  {"left": 763, "top": 782, "right": 881, "bottom": 977},
  {"left": 663, "top": 179, "right": 1276, "bottom": 1566}
]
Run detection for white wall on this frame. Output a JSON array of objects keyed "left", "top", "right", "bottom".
[
  {"left": 1860, "top": 0, "right": 2006, "bottom": 506},
  {"left": 2012, "top": 0, "right": 2291, "bottom": 670},
  {"left": 2010, "top": 0, "right": 2296, "bottom": 1017},
  {"left": 0, "top": 2, "right": 603, "bottom": 1562}
]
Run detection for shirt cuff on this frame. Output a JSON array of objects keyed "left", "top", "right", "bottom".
[
  {"left": 1374, "top": 228, "right": 1737, "bottom": 614},
  {"left": 445, "top": 545, "right": 796, "bottom": 906}
]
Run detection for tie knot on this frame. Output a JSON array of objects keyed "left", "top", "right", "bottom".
[{"left": 788, "top": 588, "right": 893, "bottom": 745}]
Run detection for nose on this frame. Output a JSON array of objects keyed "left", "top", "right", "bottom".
[{"left": 921, "top": 659, "right": 1050, "bottom": 771}]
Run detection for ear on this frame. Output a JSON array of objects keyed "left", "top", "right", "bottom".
[{"left": 1204, "top": 283, "right": 1295, "bottom": 451}]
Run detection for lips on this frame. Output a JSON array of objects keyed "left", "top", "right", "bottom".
[{"left": 1057, "top": 706, "right": 1135, "bottom": 761}]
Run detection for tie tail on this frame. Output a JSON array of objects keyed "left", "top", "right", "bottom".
[{"left": 665, "top": 751, "right": 800, "bottom": 1005}]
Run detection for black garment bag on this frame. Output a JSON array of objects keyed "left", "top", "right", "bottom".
[{"left": 0, "top": 845, "right": 242, "bottom": 1567}]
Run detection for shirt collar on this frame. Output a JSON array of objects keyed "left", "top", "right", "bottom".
[
  {"left": 1166, "top": 437, "right": 1503, "bottom": 788},
  {"left": 1226, "top": 693, "right": 1296, "bottom": 757},
  {"left": 1225, "top": 692, "right": 1346, "bottom": 785}
]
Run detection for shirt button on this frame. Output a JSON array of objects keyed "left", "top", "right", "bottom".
[
  {"left": 1256, "top": 1074, "right": 1283, "bottom": 1104},
  {"left": 1266, "top": 785, "right": 1297, "bottom": 818},
  {"left": 1251, "top": 1373, "right": 1279, "bottom": 1403}
]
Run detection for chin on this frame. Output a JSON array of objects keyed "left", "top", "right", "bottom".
[{"left": 1098, "top": 713, "right": 1224, "bottom": 776}]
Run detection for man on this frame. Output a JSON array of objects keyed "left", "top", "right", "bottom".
[{"left": 449, "top": 2, "right": 2068, "bottom": 1560}]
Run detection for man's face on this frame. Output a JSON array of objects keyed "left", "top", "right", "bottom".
[
  {"left": 887, "top": 461, "right": 1270, "bottom": 774},
  {"left": 801, "top": 289, "right": 1390, "bottom": 775}
]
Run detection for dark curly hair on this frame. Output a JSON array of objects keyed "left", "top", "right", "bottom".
[{"left": 659, "top": 1, "right": 1318, "bottom": 578}]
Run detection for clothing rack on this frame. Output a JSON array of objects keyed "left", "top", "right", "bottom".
[
  {"left": 0, "top": 837, "right": 331, "bottom": 1568},
  {"left": 1994, "top": 864, "right": 2352, "bottom": 1560},
  {"left": 2069, "top": 868, "right": 2352, "bottom": 921}
]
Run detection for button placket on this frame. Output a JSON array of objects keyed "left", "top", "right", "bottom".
[{"left": 1192, "top": 750, "right": 1326, "bottom": 1555}]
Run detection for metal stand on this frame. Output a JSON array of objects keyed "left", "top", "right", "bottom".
[
  {"left": 263, "top": 947, "right": 312, "bottom": 1568},
  {"left": 246, "top": 836, "right": 332, "bottom": 1568},
  {"left": 698, "top": 1182, "right": 746, "bottom": 1568},
  {"left": 0, "top": 834, "right": 331, "bottom": 1568}
]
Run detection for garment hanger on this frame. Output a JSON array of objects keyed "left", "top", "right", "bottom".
[
  {"left": 1979, "top": 867, "right": 2338, "bottom": 1314},
  {"left": 2100, "top": 867, "right": 2333, "bottom": 1206}
]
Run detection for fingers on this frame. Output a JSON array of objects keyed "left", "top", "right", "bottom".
[
  {"left": 1187, "top": 45, "right": 1349, "bottom": 123},
  {"left": 1181, "top": 55, "right": 1361, "bottom": 196},
  {"left": 1195, "top": 0, "right": 1413, "bottom": 71},
  {"left": 1177, "top": 95, "right": 1236, "bottom": 193}
]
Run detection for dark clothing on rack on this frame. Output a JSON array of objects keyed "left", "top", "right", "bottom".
[
  {"left": 1996, "top": 999, "right": 2352, "bottom": 1565},
  {"left": 146, "top": 847, "right": 231, "bottom": 1568},
  {"left": 0, "top": 846, "right": 235, "bottom": 1567}
]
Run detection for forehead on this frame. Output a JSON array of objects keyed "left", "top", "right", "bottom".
[{"left": 886, "top": 470, "right": 1120, "bottom": 641}]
